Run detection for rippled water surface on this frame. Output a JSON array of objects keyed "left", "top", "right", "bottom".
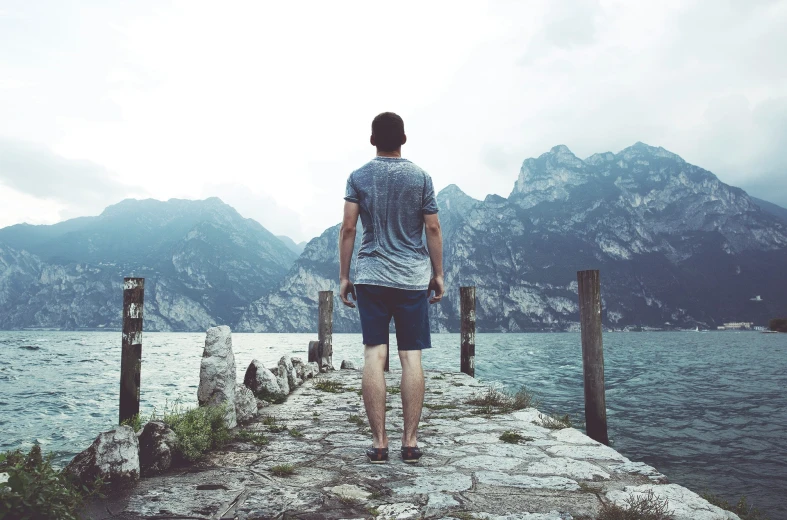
[{"left": 1, "top": 331, "right": 785, "bottom": 517}]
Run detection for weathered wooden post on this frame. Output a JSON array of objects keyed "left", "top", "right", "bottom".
[
  {"left": 577, "top": 270, "right": 609, "bottom": 445},
  {"left": 318, "top": 291, "right": 333, "bottom": 371},
  {"left": 119, "top": 277, "right": 144, "bottom": 425},
  {"left": 308, "top": 340, "right": 320, "bottom": 363},
  {"left": 460, "top": 286, "right": 475, "bottom": 377}
]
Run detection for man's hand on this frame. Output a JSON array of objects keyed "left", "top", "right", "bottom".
[
  {"left": 340, "top": 278, "right": 357, "bottom": 308},
  {"left": 428, "top": 275, "right": 444, "bottom": 304}
]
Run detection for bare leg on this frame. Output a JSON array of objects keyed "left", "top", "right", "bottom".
[
  {"left": 398, "top": 349, "right": 425, "bottom": 447},
  {"left": 362, "top": 344, "right": 389, "bottom": 449}
]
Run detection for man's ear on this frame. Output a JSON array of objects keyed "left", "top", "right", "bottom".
[
  {"left": 370, "top": 135, "right": 376, "bottom": 147},
  {"left": 401, "top": 134, "right": 407, "bottom": 146}
]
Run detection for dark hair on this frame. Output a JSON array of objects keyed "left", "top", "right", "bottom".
[{"left": 371, "top": 112, "right": 405, "bottom": 152}]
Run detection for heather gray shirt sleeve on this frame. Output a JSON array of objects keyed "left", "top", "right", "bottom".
[
  {"left": 422, "top": 175, "right": 438, "bottom": 214},
  {"left": 345, "top": 176, "right": 360, "bottom": 204}
]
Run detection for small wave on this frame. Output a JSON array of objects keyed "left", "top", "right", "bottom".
[{"left": 19, "top": 345, "right": 41, "bottom": 350}]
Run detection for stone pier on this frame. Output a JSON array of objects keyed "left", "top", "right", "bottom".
[{"left": 86, "top": 370, "right": 739, "bottom": 520}]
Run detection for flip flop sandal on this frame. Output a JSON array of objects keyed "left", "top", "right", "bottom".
[
  {"left": 400, "top": 446, "right": 423, "bottom": 464},
  {"left": 366, "top": 447, "right": 389, "bottom": 464}
]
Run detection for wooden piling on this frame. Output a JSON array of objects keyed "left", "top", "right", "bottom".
[
  {"left": 308, "top": 340, "right": 320, "bottom": 364},
  {"left": 318, "top": 291, "right": 333, "bottom": 371},
  {"left": 460, "top": 286, "right": 476, "bottom": 377},
  {"left": 119, "top": 277, "right": 144, "bottom": 425},
  {"left": 577, "top": 270, "right": 609, "bottom": 445}
]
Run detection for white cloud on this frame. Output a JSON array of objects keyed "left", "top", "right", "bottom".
[{"left": 0, "top": 0, "right": 786, "bottom": 241}]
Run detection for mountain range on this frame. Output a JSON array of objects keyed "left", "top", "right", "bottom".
[{"left": 1, "top": 143, "right": 786, "bottom": 332}]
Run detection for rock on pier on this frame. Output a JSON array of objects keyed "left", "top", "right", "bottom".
[{"left": 86, "top": 370, "right": 738, "bottom": 520}]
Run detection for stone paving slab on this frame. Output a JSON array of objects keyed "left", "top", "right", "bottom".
[{"left": 86, "top": 369, "right": 739, "bottom": 519}]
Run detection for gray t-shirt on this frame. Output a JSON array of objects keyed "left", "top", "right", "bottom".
[{"left": 344, "top": 157, "right": 438, "bottom": 290}]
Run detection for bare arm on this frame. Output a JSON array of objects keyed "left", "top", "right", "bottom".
[
  {"left": 424, "top": 213, "right": 444, "bottom": 304},
  {"left": 339, "top": 201, "right": 360, "bottom": 307}
]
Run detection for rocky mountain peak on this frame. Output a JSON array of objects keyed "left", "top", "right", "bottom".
[
  {"left": 617, "top": 142, "right": 685, "bottom": 163},
  {"left": 437, "top": 184, "right": 479, "bottom": 215}
]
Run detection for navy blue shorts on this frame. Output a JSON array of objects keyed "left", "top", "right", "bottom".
[{"left": 356, "top": 284, "right": 431, "bottom": 351}]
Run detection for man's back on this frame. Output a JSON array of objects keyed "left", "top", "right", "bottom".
[{"left": 345, "top": 156, "right": 437, "bottom": 290}]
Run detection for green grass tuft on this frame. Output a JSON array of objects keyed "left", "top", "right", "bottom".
[
  {"left": 347, "top": 414, "right": 365, "bottom": 426},
  {"left": 424, "top": 403, "right": 457, "bottom": 410},
  {"left": 467, "top": 385, "right": 538, "bottom": 415},
  {"left": 120, "top": 413, "right": 143, "bottom": 432},
  {"left": 288, "top": 428, "right": 304, "bottom": 438},
  {"left": 234, "top": 430, "right": 269, "bottom": 446},
  {"left": 0, "top": 445, "right": 103, "bottom": 520},
  {"left": 597, "top": 490, "right": 675, "bottom": 520},
  {"left": 269, "top": 464, "right": 296, "bottom": 477},
  {"left": 387, "top": 387, "right": 401, "bottom": 395},
  {"left": 314, "top": 379, "right": 345, "bottom": 393},
  {"left": 537, "top": 413, "right": 573, "bottom": 430},
  {"left": 499, "top": 430, "right": 533, "bottom": 444},
  {"left": 150, "top": 401, "right": 231, "bottom": 462}
]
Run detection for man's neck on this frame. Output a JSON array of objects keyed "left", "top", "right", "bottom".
[{"left": 376, "top": 149, "right": 402, "bottom": 158}]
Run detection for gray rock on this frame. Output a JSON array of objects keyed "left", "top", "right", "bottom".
[
  {"left": 340, "top": 359, "right": 356, "bottom": 370},
  {"left": 308, "top": 361, "right": 320, "bottom": 378},
  {"left": 234, "top": 384, "right": 258, "bottom": 424},
  {"left": 136, "top": 421, "right": 177, "bottom": 477},
  {"left": 65, "top": 425, "right": 139, "bottom": 488},
  {"left": 279, "top": 355, "right": 302, "bottom": 388},
  {"left": 198, "top": 325, "right": 237, "bottom": 428},
  {"left": 276, "top": 362, "right": 290, "bottom": 395},
  {"left": 294, "top": 359, "right": 307, "bottom": 380},
  {"left": 256, "top": 399, "right": 270, "bottom": 409},
  {"left": 244, "top": 359, "right": 286, "bottom": 403}
]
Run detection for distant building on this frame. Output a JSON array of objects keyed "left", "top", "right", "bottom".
[
  {"left": 722, "top": 322, "right": 753, "bottom": 330},
  {"left": 754, "top": 326, "right": 766, "bottom": 331}
]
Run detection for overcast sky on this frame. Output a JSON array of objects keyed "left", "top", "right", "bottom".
[{"left": 1, "top": 0, "right": 786, "bottom": 241}]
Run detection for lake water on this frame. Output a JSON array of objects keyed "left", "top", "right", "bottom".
[{"left": 1, "top": 331, "right": 785, "bottom": 518}]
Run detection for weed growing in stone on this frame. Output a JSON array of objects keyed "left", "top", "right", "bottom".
[
  {"left": 120, "top": 413, "right": 143, "bottom": 432},
  {"left": 269, "top": 464, "right": 295, "bottom": 477},
  {"left": 234, "top": 430, "right": 269, "bottom": 446},
  {"left": 288, "top": 428, "right": 304, "bottom": 438},
  {"left": 314, "top": 379, "right": 345, "bottom": 393},
  {"left": 338, "top": 495, "right": 360, "bottom": 506},
  {"left": 597, "top": 490, "right": 675, "bottom": 520},
  {"left": 347, "top": 414, "right": 365, "bottom": 426},
  {"left": 367, "top": 506, "right": 380, "bottom": 517},
  {"left": 424, "top": 403, "right": 457, "bottom": 410},
  {"left": 152, "top": 401, "right": 231, "bottom": 461},
  {"left": 387, "top": 387, "right": 401, "bottom": 395},
  {"left": 499, "top": 431, "right": 533, "bottom": 444},
  {"left": 315, "top": 397, "right": 323, "bottom": 404},
  {"left": 385, "top": 405, "right": 393, "bottom": 412},
  {"left": 0, "top": 445, "right": 103, "bottom": 520},
  {"left": 467, "top": 385, "right": 537, "bottom": 415},
  {"left": 452, "top": 512, "right": 479, "bottom": 520},
  {"left": 700, "top": 492, "right": 769, "bottom": 520},
  {"left": 537, "top": 413, "right": 573, "bottom": 430},
  {"left": 578, "top": 482, "right": 603, "bottom": 494},
  {"left": 261, "top": 415, "right": 287, "bottom": 432}
]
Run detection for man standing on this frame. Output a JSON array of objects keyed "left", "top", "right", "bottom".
[{"left": 339, "top": 112, "right": 444, "bottom": 464}]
